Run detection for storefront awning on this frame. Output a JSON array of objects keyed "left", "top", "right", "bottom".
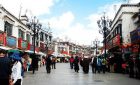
[{"left": 0, "top": 46, "right": 12, "bottom": 50}]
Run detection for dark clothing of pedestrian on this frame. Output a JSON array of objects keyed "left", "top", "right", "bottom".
[
  {"left": 0, "top": 56, "right": 12, "bottom": 85},
  {"left": 92, "top": 57, "right": 97, "bottom": 73},
  {"left": 135, "top": 56, "right": 140, "bottom": 79},
  {"left": 52, "top": 57, "right": 56, "bottom": 69},
  {"left": 82, "top": 58, "right": 90, "bottom": 73},
  {"left": 74, "top": 56, "right": 79, "bottom": 72},
  {"left": 31, "top": 55, "right": 38, "bottom": 74},
  {"left": 128, "top": 57, "right": 134, "bottom": 78},
  {"left": 14, "top": 79, "right": 21, "bottom": 85},
  {"left": 46, "top": 55, "right": 52, "bottom": 73},
  {"left": 97, "top": 58, "right": 102, "bottom": 73}
]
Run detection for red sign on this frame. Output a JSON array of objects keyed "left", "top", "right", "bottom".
[
  {"left": 40, "top": 42, "right": 45, "bottom": 52},
  {"left": 0, "top": 33, "right": 3, "bottom": 45},
  {"left": 35, "top": 47, "right": 39, "bottom": 52},
  {"left": 18, "top": 38, "right": 22, "bottom": 49},
  {"left": 27, "top": 43, "right": 31, "bottom": 50},
  {"left": 113, "top": 34, "right": 120, "bottom": 46},
  {"left": 3, "top": 33, "right": 7, "bottom": 46},
  {"left": 132, "top": 44, "right": 139, "bottom": 53}
]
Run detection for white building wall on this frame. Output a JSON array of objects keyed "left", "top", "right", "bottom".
[
  {"left": 0, "top": 10, "right": 4, "bottom": 31},
  {"left": 111, "top": 5, "right": 139, "bottom": 30},
  {"left": 121, "top": 13, "right": 135, "bottom": 45}
]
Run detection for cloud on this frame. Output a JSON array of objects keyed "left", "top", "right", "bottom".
[
  {"left": 0, "top": 0, "right": 55, "bottom": 17},
  {"left": 130, "top": 0, "right": 140, "bottom": 4},
  {"left": 48, "top": 11, "right": 75, "bottom": 30}
]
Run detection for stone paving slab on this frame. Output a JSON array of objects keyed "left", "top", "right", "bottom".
[{"left": 23, "top": 63, "right": 140, "bottom": 85}]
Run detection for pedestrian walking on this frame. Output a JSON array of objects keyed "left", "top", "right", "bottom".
[
  {"left": 91, "top": 56, "right": 97, "bottom": 73},
  {"left": 102, "top": 57, "right": 107, "bottom": 73},
  {"left": 0, "top": 49, "right": 12, "bottom": 85},
  {"left": 74, "top": 56, "right": 79, "bottom": 73},
  {"left": 45, "top": 55, "right": 52, "bottom": 73},
  {"left": 82, "top": 56, "right": 90, "bottom": 73},
  {"left": 69, "top": 56, "right": 74, "bottom": 69},
  {"left": 10, "top": 52, "right": 23, "bottom": 85},
  {"left": 128, "top": 55, "right": 134, "bottom": 78},
  {"left": 52, "top": 56, "right": 56, "bottom": 69},
  {"left": 31, "top": 54, "right": 38, "bottom": 74},
  {"left": 96, "top": 57, "right": 102, "bottom": 73}
]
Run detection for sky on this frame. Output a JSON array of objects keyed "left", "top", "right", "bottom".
[{"left": 0, "top": 0, "right": 140, "bottom": 46}]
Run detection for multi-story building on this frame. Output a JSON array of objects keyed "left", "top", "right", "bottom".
[
  {"left": 52, "top": 38, "right": 86, "bottom": 58},
  {"left": 0, "top": 5, "right": 52, "bottom": 57},
  {"left": 106, "top": 3, "right": 140, "bottom": 55},
  {"left": 105, "top": 3, "right": 140, "bottom": 73}
]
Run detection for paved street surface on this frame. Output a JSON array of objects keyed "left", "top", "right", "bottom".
[{"left": 23, "top": 63, "right": 140, "bottom": 85}]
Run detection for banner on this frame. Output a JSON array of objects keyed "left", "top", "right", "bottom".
[
  {"left": 21, "top": 40, "right": 27, "bottom": 50},
  {"left": 40, "top": 42, "right": 45, "bottom": 52},
  {"left": 113, "top": 34, "right": 120, "bottom": 46},
  {"left": 0, "top": 33, "right": 3, "bottom": 45},
  {"left": 130, "top": 28, "right": 140, "bottom": 43},
  {"left": 6, "top": 36, "right": 17, "bottom": 48}
]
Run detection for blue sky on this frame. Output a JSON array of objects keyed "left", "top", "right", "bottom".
[{"left": 1, "top": 0, "right": 140, "bottom": 45}]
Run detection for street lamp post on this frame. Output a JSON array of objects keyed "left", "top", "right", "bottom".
[
  {"left": 93, "top": 39, "right": 100, "bottom": 57},
  {"left": 45, "top": 23, "right": 52, "bottom": 56},
  {"left": 29, "top": 16, "right": 42, "bottom": 74},
  {"left": 46, "top": 34, "right": 52, "bottom": 56},
  {"left": 97, "top": 13, "right": 111, "bottom": 58}
]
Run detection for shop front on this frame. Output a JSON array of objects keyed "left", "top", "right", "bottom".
[
  {"left": 108, "top": 34, "right": 123, "bottom": 73},
  {"left": 130, "top": 28, "right": 140, "bottom": 54},
  {"left": 130, "top": 28, "right": 140, "bottom": 78}
]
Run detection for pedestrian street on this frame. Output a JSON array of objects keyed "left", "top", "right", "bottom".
[{"left": 23, "top": 63, "right": 140, "bottom": 85}]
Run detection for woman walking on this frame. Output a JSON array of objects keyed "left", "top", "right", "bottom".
[{"left": 11, "top": 52, "right": 23, "bottom": 85}]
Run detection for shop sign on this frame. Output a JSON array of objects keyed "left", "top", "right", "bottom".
[
  {"left": 6, "top": 36, "right": 17, "bottom": 48},
  {"left": 132, "top": 44, "right": 139, "bottom": 53},
  {"left": 40, "top": 42, "right": 45, "bottom": 52},
  {"left": 35, "top": 47, "right": 39, "bottom": 52},
  {"left": 30, "top": 45, "right": 34, "bottom": 51},
  {"left": 113, "top": 34, "right": 120, "bottom": 46},
  {"left": 27, "top": 43, "right": 31, "bottom": 50},
  {"left": 21, "top": 40, "right": 27, "bottom": 50},
  {"left": 130, "top": 28, "right": 140, "bottom": 43},
  {"left": 0, "top": 33, "right": 3, "bottom": 45}
]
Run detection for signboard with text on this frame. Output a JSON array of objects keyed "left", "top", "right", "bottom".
[
  {"left": 21, "top": 40, "right": 27, "bottom": 50},
  {"left": 6, "top": 36, "right": 17, "bottom": 48},
  {"left": 40, "top": 42, "right": 45, "bottom": 52},
  {"left": 112, "top": 34, "right": 120, "bottom": 47},
  {"left": 130, "top": 28, "right": 140, "bottom": 43}
]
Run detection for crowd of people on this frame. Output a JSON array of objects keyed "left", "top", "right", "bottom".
[
  {"left": 1, "top": 48, "right": 140, "bottom": 85},
  {"left": 68, "top": 53, "right": 140, "bottom": 80}
]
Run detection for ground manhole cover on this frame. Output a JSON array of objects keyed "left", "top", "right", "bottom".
[{"left": 94, "top": 80, "right": 104, "bottom": 82}]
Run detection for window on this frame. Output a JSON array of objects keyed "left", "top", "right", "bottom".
[
  {"left": 45, "top": 34, "right": 48, "bottom": 41},
  {"left": 40, "top": 32, "right": 44, "bottom": 41},
  {"left": 26, "top": 34, "right": 30, "bottom": 42},
  {"left": 18, "top": 29, "right": 25, "bottom": 40},
  {"left": 36, "top": 41, "right": 39, "bottom": 47},
  {"left": 4, "top": 21, "right": 13, "bottom": 36}
]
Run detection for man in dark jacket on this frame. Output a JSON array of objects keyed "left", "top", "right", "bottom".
[
  {"left": 46, "top": 55, "right": 52, "bottom": 73},
  {"left": 82, "top": 56, "right": 90, "bottom": 73},
  {"left": 0, "top": 49, "right": 12, "bottom": 85},
  {"left": 91, "top": 56, "right": 97, "bottom": 73},
  {"left": 74, "top": 56, "right": 79, "bottom": 73},
  {"left": 128, "top": 55, "right": 134, "bottom": 78}
]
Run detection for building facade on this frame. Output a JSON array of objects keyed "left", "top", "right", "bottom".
[{"left": 0, "top": 5, "right": 52, "bottom": 56}]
